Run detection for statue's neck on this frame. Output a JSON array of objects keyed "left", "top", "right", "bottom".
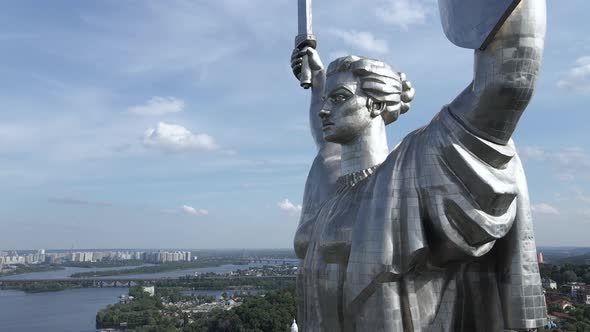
[{"left": 340, "top": 120, "right": 389, "bottom": 176}]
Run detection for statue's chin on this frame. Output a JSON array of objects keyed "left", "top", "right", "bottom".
[
  {"left": 323, "top": 131, "right": 356, "bottom": 145},
  {"left": 323, "top": 133, "right": 340, "bottom": 144}
]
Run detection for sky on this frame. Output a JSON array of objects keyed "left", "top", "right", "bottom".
[{"left": 0, "top": 0, "right": 588, "bottom": 250}]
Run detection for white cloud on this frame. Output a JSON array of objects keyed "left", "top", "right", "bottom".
[
  {"left": 128, "top": 96, "right": 185, "bottom": 115},
  {"left": 557, "top": 56, "right": 590, "bottom": 93},
  {"left": 375, "top": 0, "right": 431, "bottom": 29},
  {"left": 328, "top": 29, "right": 389, "bottom": 54},
  {"left": 277, "top": 198, "right": 302, "bottom": 214},
  {"left": 329, "top": 50, "right": 351, "bottom": 62},
  {"left": 142, "top": 122, "right": 219, "bottom": 152},
  {"left": 531, "top": 203, "right": 560, "bottom": 216},
  {"left": 556, "top": 173, "right": 575, "bottom": 182},
  {"left": 554, "top": 147, "right": 590, "bottom": 168},
  {"left": 48, "top": 197, "right": 112, "bottom": 207},
  {"left": 520, "top": 146, "right": 546, "bottom": 160},
  {"left": 579, "top": 209, "right": 590, "bottom": 220},
  {"left": 182, "top": 205, "right": 209, "bottom": 217},
  {"left": 577, "top": 194, "right": 590, "bottom": 204},
  {"left": 520, "top": 146, "right": 590, "bottom": 181}
]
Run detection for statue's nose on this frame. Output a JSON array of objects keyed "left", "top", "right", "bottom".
[{"left": 319, "top": 108, "right": 330, "bottom": 119}]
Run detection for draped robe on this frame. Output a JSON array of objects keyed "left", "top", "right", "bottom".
[{"left": 294, "top": 106, "right": 546, "bottom": 331}]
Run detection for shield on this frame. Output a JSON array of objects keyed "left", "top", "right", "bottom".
[{"left": 439, "top": 0, "right": 521, "bottom": 49}]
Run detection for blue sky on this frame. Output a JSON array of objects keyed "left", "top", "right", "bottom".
[{"left": 0, "top": 0, "right": 588, "bottom": 250}]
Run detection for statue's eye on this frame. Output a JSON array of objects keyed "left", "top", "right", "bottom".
[{"left": 330, "top": 94, "right": 348, "bottom": 104}]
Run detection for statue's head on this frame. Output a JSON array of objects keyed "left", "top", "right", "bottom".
[{"left": 320, "top": 56, "right": 415, "bottom": 144}]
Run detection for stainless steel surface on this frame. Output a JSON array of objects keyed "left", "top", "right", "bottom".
[
  {"left": 296, "top": 0, "right": 316, "bottom": 89},
  {"left": 439, "top": 0, "right": 521, "bottom": 49},
  {"left": 290, "top": 0, "right": 547, "bottom": 331},
  {"left": 298, "top": 0, "right": 312, "bottom": 37}
]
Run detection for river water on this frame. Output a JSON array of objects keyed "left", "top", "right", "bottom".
[{"left": 0, "top": 287, "right": 126, "bottom": 332}]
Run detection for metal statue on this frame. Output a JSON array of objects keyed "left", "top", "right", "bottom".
[{"left": 290, "top": 0, "right": 547, "bottom": 331}]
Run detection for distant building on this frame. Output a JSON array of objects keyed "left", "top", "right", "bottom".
[
  {"left": 542, "top": 278, "right": 557, "bottom": 290},
  {"left": 561, "top": 282, "right": 588, "bottom": 298},
  {"left": 142, "top": 286, "right": 155, "bottom": 297},
  {"left": 71, "top": 252, "right": 94, "bottom": 262},
  {"left": 554, "top": 299, "right": 574, "bottom": 311},
  {"left": 291, "top": 319, "right": 298, "bottom": 332},
  {"left": 576, "top": 288, "right": 590, "bottom": 305}
]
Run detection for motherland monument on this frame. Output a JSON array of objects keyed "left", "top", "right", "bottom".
[{"left": 291, "top": 0, "right": 547, "bottom": 331}]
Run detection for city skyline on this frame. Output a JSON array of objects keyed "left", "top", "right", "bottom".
[{"left": 1, "top": 0, "right": 589, "bottom": 249}]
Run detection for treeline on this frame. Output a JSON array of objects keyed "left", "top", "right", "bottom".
[
  {"left": 71, "top": 259, "right": 247, "bottom": 278},
  {"left": 1, "top": 281, "right": 81, "bottom": 293},
  {"left": 0, "top": 264, "right": 63, "bottom": 276},
  {"left": 96, "top": 287, "right": 176, "bottom": 330},
  {"left": 157, "top": 287, "right": 215, "bottom": 304},
  {"left": 546, "top": 307, "right": 590, "bottom": 332},
  {"left": 96, "top": 284, "right": 297, "bottom": 332},
  {"left": 1, "top": 275, "right": 295, "bottom": 294},
  {"left": 153, "top": 276, "right": 295, "bottom": 291},
  {"left": 187, "top": 286, "right": 297, "bottom": 332},
  {"left": 540, "top": 263, "right": 590, "bottom": 285}
]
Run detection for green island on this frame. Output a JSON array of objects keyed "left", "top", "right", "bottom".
[
  {"left": 0, "top": 264, "right": 64, "bottom": 276},
  {"left": 1, "top": 281, "right": 82, "bottom": 293},
  {"left": 1, "top": 274, "right": 295, "bottom": 294},
  {"left": 70, "top": 259, "right": 247, "bottom": 278},
  {"left": 62, "top": 260, "right": 145, "bottom": 268},
  {"left": 96, "top": 282, "right": 296, "bottom": 331}
]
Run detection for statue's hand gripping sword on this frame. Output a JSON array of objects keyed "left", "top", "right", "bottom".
[{"left": 295, "top": 0, "right": 316, "bottom": 89}]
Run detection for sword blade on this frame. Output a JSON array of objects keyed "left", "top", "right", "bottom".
[{"left": 298, "top": 0, "right": 312, "bottom": 36}]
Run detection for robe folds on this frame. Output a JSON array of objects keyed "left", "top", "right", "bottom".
[{"left": 295, "top": 106, "right": 546, "bottom": 332}]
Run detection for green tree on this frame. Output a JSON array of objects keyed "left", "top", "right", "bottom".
[{"left": 563, "top": 270, "right": 578, "bottom": 283}]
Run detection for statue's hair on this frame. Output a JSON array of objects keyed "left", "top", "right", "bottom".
[{"left": 326, "top": 56, "right": 415, "bottom": 125}]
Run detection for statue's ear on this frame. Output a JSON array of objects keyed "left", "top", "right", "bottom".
[{"left": 370, "top": 101, "right": 385, "bottom": 118}]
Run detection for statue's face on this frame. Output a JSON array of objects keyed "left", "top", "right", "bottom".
[{"left": 320, "top": 72, "right": 373, "bottom": 144}]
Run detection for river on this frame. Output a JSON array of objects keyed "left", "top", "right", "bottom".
[
  {"left": 0, "top": 287, "right": 126, "bottom": 332},
  {"left": 0, "top": 287, "right": 268, "bottom": 332},
  {"left": 0, "top": 261, "right": 297, "bottom": 331}
]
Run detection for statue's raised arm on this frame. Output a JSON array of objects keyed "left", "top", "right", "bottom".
[
  {"left": 289, "top": 1, "right": 548, "bottom": 331},
  {"left": 444, "top": 0, "right": 546, "bottom": 144}
]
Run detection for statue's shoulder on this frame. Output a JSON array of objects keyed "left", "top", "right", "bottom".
[{"left": 379, "top": 106, "right": 519, "bottom": 180}]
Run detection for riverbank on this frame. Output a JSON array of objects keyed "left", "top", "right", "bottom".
[
  {"left": 0, "top": 264, "right": 64, "bottom": 277},
  {"left": 70, "top": 259, "right": 247, "bottom": 278},
  {"left": 62, "top": 260, "right": 144, "bottom": 268},
  {"left": 1, "top": 281, "right": 83, "bottom": 293},
  {"left": 96, "top": 283, "right": 296, "bottom": 331}
]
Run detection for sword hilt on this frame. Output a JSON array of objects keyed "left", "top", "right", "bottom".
[{"left": 295, "top": 35, "right": 317, "bottom": 89}]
